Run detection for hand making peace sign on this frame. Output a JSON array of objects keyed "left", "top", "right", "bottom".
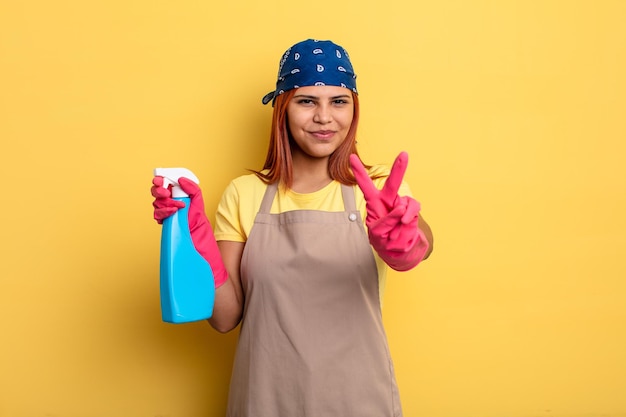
[{"left": 350, "top": 152, "right": 429, "bottom": 270}]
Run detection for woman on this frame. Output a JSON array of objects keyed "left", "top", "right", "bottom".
[{"left": 152, "top": 39, "right": 433, "bottom": 417}]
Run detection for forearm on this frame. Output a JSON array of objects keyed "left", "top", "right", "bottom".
[
  {"left": 207, "top": 240, "right": 245, "bottom": 333},
  {"left": 418, "top": 216, "right": 434, "bottom": 260},
  {"left": 208, "top": 278, "right": 244, "bottom": 333}
]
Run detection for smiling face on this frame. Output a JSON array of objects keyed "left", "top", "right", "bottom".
[{"left": 286, "top": 85, "right": 355, "bottom": 160}]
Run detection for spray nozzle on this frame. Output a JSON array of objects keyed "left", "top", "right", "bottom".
[{"left": 154, "top": 167, "right": 199, "bottom": 198}]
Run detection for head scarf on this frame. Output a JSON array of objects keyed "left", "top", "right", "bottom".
[{"left": 262, "top": 39, "right": 358, "bottom": 105}]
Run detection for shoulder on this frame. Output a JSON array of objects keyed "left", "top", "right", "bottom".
[
  {"left": 215, "top": 173, "right": 268, "bottom": 242},
  {"left": 229, "top": 172, "right": 267, "bottom": 187},
  {"left": 367, "top": 164, "right": 391, "bottom": 178},
  {"left": 219, "top": 173, "right": 270, "bottom": 215},
  {"left": 224, "top": 172, "right": 268, "bottom": 197},
  {"left": 366, "top": 164, "right": 392, "bottom": 190},
  {"left": 362, "top": 164, "right": 413, "bottom": 197}
]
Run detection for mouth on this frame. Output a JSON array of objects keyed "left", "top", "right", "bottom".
[{"left": 309, "top": 130, "right": 336, "bottom": 139}]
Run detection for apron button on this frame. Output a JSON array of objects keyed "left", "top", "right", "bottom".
[{"left": 348, "top": 213, "right": 358, "bottom": 222}]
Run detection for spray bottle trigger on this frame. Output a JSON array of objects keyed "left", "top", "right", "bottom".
[{"left": 154, "top": 167, "right": 199, "bottom": 199}]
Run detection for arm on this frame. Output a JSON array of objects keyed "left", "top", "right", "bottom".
[
  {"left": 418, "top": 215, "right": 434, "bottom": 260},
  {"left": 208, "top": 241, "right": 245, "bottom": 333}
]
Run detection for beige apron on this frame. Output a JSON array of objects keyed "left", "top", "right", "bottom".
[{"left": 226, "top": 182, "right": 402, "bottom": 417}]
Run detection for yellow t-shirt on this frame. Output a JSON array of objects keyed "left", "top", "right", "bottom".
[{"left": 213, "top": 166, "right": 413, "bottom": 303}]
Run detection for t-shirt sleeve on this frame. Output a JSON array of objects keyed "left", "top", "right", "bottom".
[{"left": 214, "top": 180, "right": 246, "bottom": 243}]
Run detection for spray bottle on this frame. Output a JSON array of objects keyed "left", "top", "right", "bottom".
[{"left": 154, "top": 167, "right": 215, "bottom": 323}]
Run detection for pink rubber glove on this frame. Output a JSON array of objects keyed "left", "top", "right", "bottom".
[
  {"left": 152, "top": 176, "right": 185, "bottom": 224},
  {"left": 151, "top": 176, "right": 228, "bottom": 288},
  {"left": 350, "top": 152, "right": 429, "bottom": 271}
]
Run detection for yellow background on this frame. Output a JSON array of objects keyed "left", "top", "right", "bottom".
[{"left": 1, "top": 0, "right": 625, "bottom": 416}]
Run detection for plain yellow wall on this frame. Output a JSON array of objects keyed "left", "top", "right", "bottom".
[{"left": 1, "top": 1, "right": 625, "bottom": 416}]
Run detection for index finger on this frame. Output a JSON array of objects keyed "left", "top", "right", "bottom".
[
  {"left": 349, "top": 154, "right": 379, "bottom": 201},
  {"left": 380, "top": 152, "right": 408, "bottom": 206},
  {"left": 178, "top": 177, "right": 202, "bottom": 198}
]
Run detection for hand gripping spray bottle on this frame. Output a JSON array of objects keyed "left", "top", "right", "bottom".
[{"left": 154, "top": 168, "right": 215, "bottom": 323}]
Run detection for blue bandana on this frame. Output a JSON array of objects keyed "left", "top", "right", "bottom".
[{"left": 262, "top": 39, "right": 358, "bottom": 105}]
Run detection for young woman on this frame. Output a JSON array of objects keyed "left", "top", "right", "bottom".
[{"left": 152, "top": 39, "right": 433, "bottom": 417}]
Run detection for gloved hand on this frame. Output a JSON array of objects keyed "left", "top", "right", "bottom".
[
  {"left": 152, "top": 176, "right": 186, "bottom": 224},
  {"left": 151, "top": 176, "right": 228, "bottom": 288},
  {"left": 349, "top": 152, "right": 429, "bottom": 271}
]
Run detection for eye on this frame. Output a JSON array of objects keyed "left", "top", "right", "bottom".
[
  {"left": 297, "top": 98, "right": 315, "bottom": 105},
  {"left": 332, "top": 99, "right": 350, "bottom": 105}
]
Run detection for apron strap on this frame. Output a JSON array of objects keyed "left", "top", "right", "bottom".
[
  {"left": 341, "top": 184, "right": 357, "bottom": 212},
  {"left": 259, "top": 182, "right": 279, "bottom": 214}
]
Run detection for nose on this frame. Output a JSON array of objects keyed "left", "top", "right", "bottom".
[{"left": 313, "top": 104, "right": 332, "bottom": 124}]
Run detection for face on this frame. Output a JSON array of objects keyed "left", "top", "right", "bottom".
[{"left": 286, "top": 85, "right": 355, "bottom": 160}]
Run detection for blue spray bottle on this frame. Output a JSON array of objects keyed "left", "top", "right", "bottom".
[{"left": 154, "top": 168, "right": 215, "bottom": 323}]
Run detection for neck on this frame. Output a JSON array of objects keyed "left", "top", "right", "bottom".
[{"left": 290, "top": 151, "right": 332, "bottom": 193}]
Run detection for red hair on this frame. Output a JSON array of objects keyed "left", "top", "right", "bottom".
[{"left": 254, "top": 89, "right": 365, "bottom": 188}]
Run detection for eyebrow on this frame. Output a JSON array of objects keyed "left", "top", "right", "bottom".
[{"left": 293, "top": 94, "right": 352, "bottom": 100}]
